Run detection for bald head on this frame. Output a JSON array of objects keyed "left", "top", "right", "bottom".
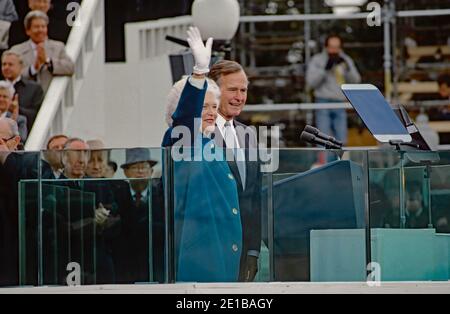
[{"left": 64, "top": 138, "right": 89, "bottom": 150}]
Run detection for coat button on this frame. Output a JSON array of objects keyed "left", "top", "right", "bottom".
[
  {"left": 232, "top": 244, "right": 239, "bottom": 252},
  {"left": 228, "top": 174, "right": 234, "bottom": 180},
  {"left": 232, "top": 208, "right": 239, "bottom": 215}
]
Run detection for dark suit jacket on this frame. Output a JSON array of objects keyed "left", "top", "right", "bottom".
[
  {"left": 213, "top": 120, "right": 262, "bottom": 277},
  {"left": 111, "top": 179, "right": 165, "bottom": 284},
  {"left": 0, "top": 152, "right": 38, "bottom": 286},
  {"left": 14, "top": 78, "right": 44, "bottom": 132}
]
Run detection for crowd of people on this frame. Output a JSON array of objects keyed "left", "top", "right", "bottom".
[
  {"left": 0, "top": 1, "right": 449, "bottom": 287},
  {"left": 0, "top": 26, "right": 263, "bottom": 287},
  {"left": 0, "top": 0, "right": 75, "bottom": 145}
]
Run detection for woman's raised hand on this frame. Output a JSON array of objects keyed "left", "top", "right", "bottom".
[{"left": 187, "top": 26, "right": 213, "bottom": 75}]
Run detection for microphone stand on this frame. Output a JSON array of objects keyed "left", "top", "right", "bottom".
[
  {"left": 388, "top": 140, "right": 435, "bottom": 230},
  {"left": 301, "top": 130, "right": 344, "bottom": 160}
]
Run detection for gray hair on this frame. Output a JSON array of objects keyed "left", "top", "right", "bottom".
[
  {"left": 1, "top": 50, "right": 24, "bottom": 65},
  {"left": 64, "top": 137, "right": 88, "bottom": 150},
  {"left": 24, "top": 10, "right": 49, "bottom": 30},
  {"left": 165, "top": 77, "right": 221, "bottom": 127},
  {"left": 0, "top": 81, "right": 14, "bottom": 99},
  {"left": 0, "top": 118, "right": 19, "bottom": 137}
]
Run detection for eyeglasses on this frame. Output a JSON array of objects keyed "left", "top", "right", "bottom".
[
  {"left": 1, "top": 135, "right": 15, "bottom": 143},
  {"left": 127, "top": 164, "right": 152, "bottom": 172}
]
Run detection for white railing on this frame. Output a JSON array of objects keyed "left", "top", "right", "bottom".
[
  {"left": 25, "top": 0, "right": 105, "bottom": 151},
  {"left": 125, "top": 16, "right": 193, "bottom": 63}
]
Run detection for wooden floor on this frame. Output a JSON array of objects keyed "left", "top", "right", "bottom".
[{"left": 1, "top": 282, "right": 450, "bottom": 294}]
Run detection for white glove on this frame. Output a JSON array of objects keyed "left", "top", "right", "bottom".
[{"left": 187, "top": 26, "right": 213, "bottom": 75}]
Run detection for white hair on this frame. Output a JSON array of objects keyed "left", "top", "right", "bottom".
[
  {"left": 0, "top": 81, "right": 14, "bottom": 99},
  {"left": 24, "top": 10, "right": 49, "bottom": 30},
  {"left": 165, "top": 77, "right": 221, "bottom": 127}
]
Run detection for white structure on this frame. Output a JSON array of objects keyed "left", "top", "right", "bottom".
[
  {"left": 192, "top": 0, "right": 240, "bottom": 40},
  {"left": 26, "top": 1, "right": 193, "bottom": 150}
]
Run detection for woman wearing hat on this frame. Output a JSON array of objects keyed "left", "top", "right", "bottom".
[{"left": 162, "top": 27, "right": 242, "bottom": 282}]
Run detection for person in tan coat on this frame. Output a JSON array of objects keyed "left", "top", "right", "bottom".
[{"left": 10, "top": 10, "right": 74, "bottom": 93}]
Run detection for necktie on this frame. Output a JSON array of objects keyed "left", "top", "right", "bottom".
[{"left": 224, "top": 121, "right": 246, "bottom": 189}]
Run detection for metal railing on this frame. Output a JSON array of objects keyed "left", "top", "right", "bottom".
[{"left": 25, "top": 0, "right": 105, "bottom": 151}]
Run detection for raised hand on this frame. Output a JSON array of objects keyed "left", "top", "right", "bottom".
[
  {"left": 187, "top": 26, "right": 213, "bottom": 75},
  {"left": 34, "top": 43, "right": 47, "bottom": 70},
  {"left": 95, "top": 203, "right": 111, "bottom": 227}
]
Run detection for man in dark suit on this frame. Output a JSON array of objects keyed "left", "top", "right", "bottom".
[
  {"left": 41, "top": 134, "right": 67, "bottom": 179},
  {"left": 1, "top": 50, "right": 44, "bottom": 131},
  {"left": 0, "top": 117, "right": 38, "bottom": 286},
  {"left": 209, "top": 60, "right": 262, "bottom": 282},
  {"left": 111, "top": 148, "right": 165, "bottom": 284}
]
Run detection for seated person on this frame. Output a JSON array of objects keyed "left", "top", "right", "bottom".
[
  {"left": 0, "top": 80, "right": 27, "bottom": 141},
  {"left": 1, "top": 50, "right": 44, "bottom": 131},
  {"left": 10, "top": 10, "right": 75, "bottom": 93}
]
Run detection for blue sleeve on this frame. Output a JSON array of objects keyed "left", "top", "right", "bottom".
[
  {"left": 161, "top": 128, "right": 173, "bottom": 147},
  {"left": 171, "top": 79, "right": 208, "bottom": 135}
]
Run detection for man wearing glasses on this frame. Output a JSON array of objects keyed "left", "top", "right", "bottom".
[
  {"left": 0, "top": 117, "right": 25, "bottom": 286},
  {"left": 0, "top": 117, "right": 20, "bottom": 153}
]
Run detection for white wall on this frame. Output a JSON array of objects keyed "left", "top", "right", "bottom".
[
  {"left": 103, "top": 56, "right": 173, "bottom": 148},
  {"left": 65, "top": 28, "right": 106, "bottom": 142},
  {"left": 62, "top": 15, "right": 186, "bottom": 149},
  {"left": 65, "top": 53, "right": 173, "bottom": 149}
]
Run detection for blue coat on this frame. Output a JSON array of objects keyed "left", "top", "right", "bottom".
[{"left": 163, "top": 79, "right": 243, "bottom": 282}]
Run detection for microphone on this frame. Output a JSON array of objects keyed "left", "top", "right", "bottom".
[
  {"left": 165, "top": 35, "right": 232, "bottom": 53},
  {"left": 301, "top": 131, "right": 342, "bottom": 150},
  {"left": 166, "top": 35, "right": 190, "bottom": 48},
  {"left": 304, "top": 125, "right": 343, "bottom": 148}
]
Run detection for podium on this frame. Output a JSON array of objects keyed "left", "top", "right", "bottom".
[{"left": 263, "top": 160, "right": 366, "bottom": 281}]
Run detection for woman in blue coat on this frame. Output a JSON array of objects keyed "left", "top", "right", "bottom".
[{"left": 162, "top": 27, "right": 242, "bottom": 282}]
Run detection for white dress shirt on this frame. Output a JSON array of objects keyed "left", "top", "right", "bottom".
[
  {"left": 216, "top": 114, "right": 241, "bottom": 149},
  {"left": 130, "top": 187, "right": 149, "bottom": 203}
]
